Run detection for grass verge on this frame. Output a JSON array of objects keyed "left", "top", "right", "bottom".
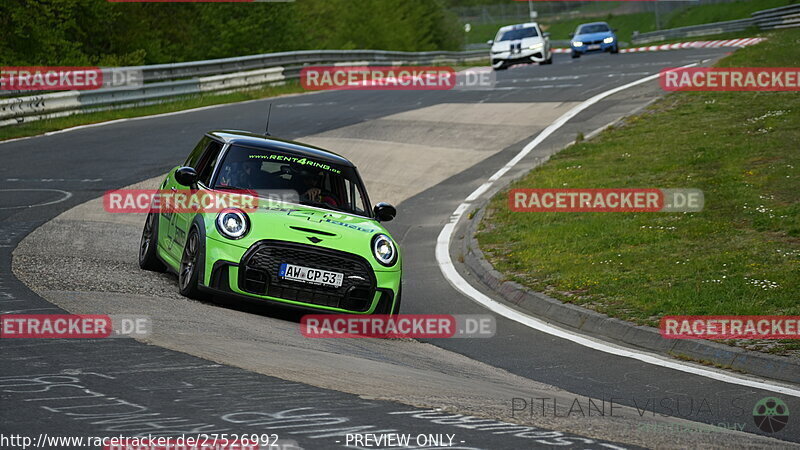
[
  {"left": 666, "top": 0, "right": 797, "bottom": 29},
  {"left": 469, "top": 12, "right": 658, "bottom": 45},
  {"left": 476, "top": 28, "right": 800, "bottom": 356},
  {"left": 466, "top": 0, "right": 796, "bottom": 45}
]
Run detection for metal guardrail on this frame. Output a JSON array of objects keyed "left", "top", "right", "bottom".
[
  {"left": 632, "top": 3, "right": 800, "bottom": 44},
  {"left": 752, "top": 3, "right": 800, "bottom": 30},
  {"left": 134, "top": 49, "right": 487, "bottom": 82},
  {"left": 632, "top": 18, "right": 755, "bottom": 44},
  {"left": 0, "top": 49, "right": 487, "bottom": 127}
]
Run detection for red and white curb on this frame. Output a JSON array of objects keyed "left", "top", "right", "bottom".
[{"left": 551, "top": 37, "right": 766, "bottom": 54}]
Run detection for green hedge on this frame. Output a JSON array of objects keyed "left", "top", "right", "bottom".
[{"left": 0, "top": 0, "right": 462, "bottom": 66}]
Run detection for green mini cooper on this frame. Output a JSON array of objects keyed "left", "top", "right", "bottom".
[{"left": 139, "top": 130, "right": 401, "bottom": 314}]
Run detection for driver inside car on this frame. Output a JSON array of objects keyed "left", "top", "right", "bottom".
[
  {"left": 297, "top": 169, "right": 339, "bottom": 208},
  {"left": 218, "top": 160, "right": 263, "bottom": 189},
  {"left": 218, "top": 159, "right": 283, "bottom": 191}
]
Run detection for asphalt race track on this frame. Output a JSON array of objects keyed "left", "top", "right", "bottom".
[{"left": 2, "top": 50, "right": 798, "bottom": 449}]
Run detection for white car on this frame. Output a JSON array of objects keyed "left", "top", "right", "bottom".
[{"left": 488, "top": 22, "right": 552, "bottom": 70}]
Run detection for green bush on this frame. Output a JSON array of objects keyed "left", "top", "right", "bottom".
[{"left": 0, "top": 0, "right": 462, "bottom": 66}]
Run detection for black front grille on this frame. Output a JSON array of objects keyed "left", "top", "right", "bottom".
[{"left": 239, "top": 240, "right": 376, "bottom": 312}]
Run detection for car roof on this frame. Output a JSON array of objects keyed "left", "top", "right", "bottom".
[
  {"left": 576, "top": 22, "right": 611, "bottom": 29},
  {"left": 498, "top": 22, "right": 539, "bottom": 32},
  {"left": 208, "top": 130, "right": 355, "bottom": 168}
]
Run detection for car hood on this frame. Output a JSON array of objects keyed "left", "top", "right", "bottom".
[
  {"left": 573, "top": 31, "right": 615, "bottom": 42},
  {"left": 491, "top": 36, "right": 545, "bottom": 52},
  {"left": 204, "top": 201, "right": 399, "bottom": 271}
]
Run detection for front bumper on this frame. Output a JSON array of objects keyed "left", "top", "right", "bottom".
[
  {"left": 492, "top": 48, "right": 546, "bottom": 65},
  {"left": 572, "top": 41, "right": 616, "bottom": 54},
  {"left": 203, "top": 238, "right": 401, "bottom": 314}
]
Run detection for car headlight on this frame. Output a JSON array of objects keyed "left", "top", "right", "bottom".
[
  {"left": 372, "top": 234, "right": 397, "bottom": 267},
  {"left": 603, "top": 36, "right": 615, "bottom": 44},
  {"left": 528, "top": 43, "right": 544, "bottom": 50},
  {"left": 573, "top": 41, "right": 584, "bottom": 47},
  {"left": 216, "top": 208, "right": 249, "bottom": 239}
]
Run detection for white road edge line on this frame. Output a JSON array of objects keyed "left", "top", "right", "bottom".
[
  {"left": 0, "top": 189, "right": 73, "bottom": 210},
  {"left": 435, "top": 62, "right": 800, "bottom": 398}
]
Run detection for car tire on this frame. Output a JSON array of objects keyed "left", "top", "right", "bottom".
[
  {"left": 611, "top": 45, "right": 619, "bottom": 54},
  {"left": 492, "top": 60, "right": 507, "bottom": 71},
  {"left": 178, "top": 226, "right": 205, "bottom": 299},
  {"left": 571, "top": 52, "right": 580, "bottom": 59},
  {"left": 139, "top": 212, "right": 166, "bottom": 272},
  {"left": 543, "top": 52, "right": 553, "bottom": 64}
]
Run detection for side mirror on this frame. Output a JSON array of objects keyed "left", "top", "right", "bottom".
[
  {"left": 613, "top": 28, "right": 618, "bottom": 33},
  {"left": 174, "top": 166, "right": 199, "bottom": 186},
  {"left": 486, "top": 40, "right": 494, "bottom": 46},
  {"left": 569, "top": 33, "right": 574, "bottom": 38},
  {"left": 373, "top": 202, "right": 396, "bottom": 222},
  {"left": 543, "top": 32, "right": 550, "bottom": 38}
]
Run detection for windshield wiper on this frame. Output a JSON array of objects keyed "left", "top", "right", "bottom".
[
  {"left": 299, "top": 200, "right": 345, "bottom": 212},
  {"left": 215, "top": 185, "right": 251, "bottom": 191}
]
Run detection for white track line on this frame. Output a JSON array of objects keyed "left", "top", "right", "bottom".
[
  {"left": 435, "top": 63, "right": 800, "bottom": 398},
  {"left": 0, "top": 189, "right": 73, "bottom": 210}
]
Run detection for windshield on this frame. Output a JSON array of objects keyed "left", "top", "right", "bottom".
[
  {"left": 577, "top": 24, "right": 610, "bottom": 34},
  {"left": 214, "top": 145, "right": 370, "bottom": 217},
  {"left": 497, "top": 26, "right": 539, "bottom": 41}
]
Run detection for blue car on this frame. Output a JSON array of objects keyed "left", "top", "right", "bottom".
[{"left": 570, "top": 22, "right": 618, "bottom": 58}]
